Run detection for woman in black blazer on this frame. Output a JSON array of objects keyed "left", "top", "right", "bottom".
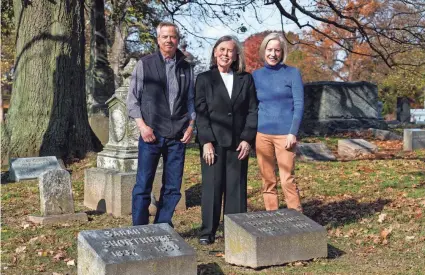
[{"left": 195, "top": 35, "right": 258, "bottom": 245}]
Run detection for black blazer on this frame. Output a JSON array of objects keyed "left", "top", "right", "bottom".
[{"left": 195, "top": 68, "right": 258, "bottom": 147}]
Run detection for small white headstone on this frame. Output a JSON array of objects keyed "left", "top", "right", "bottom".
[
  {"left": 39, "top": 169, "right": 74, "bottom": 216},
  {"left": 28, "top": 169, "right": 88, "bottom": 225},
  {"left": 403, "top": 129, "right": 425, "bottom": 151}
]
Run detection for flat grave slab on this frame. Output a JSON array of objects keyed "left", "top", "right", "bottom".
[
  {"left": 224, "top": 209, "right": 327, "bottom": 268},
  {"left": 296, "top": 143, "right": 336, "bottom": 161},
  {"left": 78, "top": 223, "right": 196, "bottom": 275},
  {"left": 9, "top": 156, "right": 61, "bottom": 182},
  {"left": 338, "top": 139, "right": 378, "bottom": 158},
  {"left": 403, "top": 129, "right": 425, "bottom": 151}
]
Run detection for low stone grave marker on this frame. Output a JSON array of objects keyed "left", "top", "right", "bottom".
[
  {"left": 338, "top": 139, "right": 378, "bottom": 158},
  {"left": 84, "top": 159, "right": 186, "bottom": 218},
  {"left": 224, "top": 209, "right": 327, "bottom": 268},
  {"left": 28, "top": 169, "right": 87, "bottom": 225},
  {"left": 78, "top": 223, "right": 196, "bottom": 275},
  {"left": 9, "top": 156, "right": 61, "bottom": 182},
  {"left": 368, "top": 128, "right": 402, "bottom": 141},
  {"left": 296, "top": 143, "right": 336, "bottom": 161},
  {"left": 403, "top": 129, "right": 425, "bottom": 151}
]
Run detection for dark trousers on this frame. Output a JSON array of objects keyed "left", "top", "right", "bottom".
[
  {"left": 200, "top": 145, "right": 248, "bottom": 239},
  {"left": 132, "top": 135, "right": 185, "bottom": 226}
]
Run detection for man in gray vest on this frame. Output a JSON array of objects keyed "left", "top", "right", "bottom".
[{"left": 127, "top": 22, "right": 195, "bottom": 226}]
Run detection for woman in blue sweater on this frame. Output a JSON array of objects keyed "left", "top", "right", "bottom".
[{"left": 252, "top": 33, "right": 304, "bottom": 212}]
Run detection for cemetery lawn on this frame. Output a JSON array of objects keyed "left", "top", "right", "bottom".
[{"left": 2, "top": 138, "right": 425, "bottom": 274}]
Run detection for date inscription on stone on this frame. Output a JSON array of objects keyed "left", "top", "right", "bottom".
[
  {"left": 78, "top": 224, "right": 194, "bottom": 265},
  {"left": 233, "top": 209, "right": 323, "bottom": 236}
]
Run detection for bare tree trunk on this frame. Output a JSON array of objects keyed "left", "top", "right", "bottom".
[
  {"left": 86, "top": 0, "right": 114, "bottom": 113},
  {"left": 0, "top": 90, "right": 3, "bottom": 123},
  {"left": 110, "top": 23, "right": 126, "bottom": 88},
  {"left": 4, "top": 0, "right": 101, "bottom": 159}
]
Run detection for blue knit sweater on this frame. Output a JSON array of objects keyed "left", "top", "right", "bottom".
[{"left": 252, "top": 63, "right": 304, "bottom": 135}]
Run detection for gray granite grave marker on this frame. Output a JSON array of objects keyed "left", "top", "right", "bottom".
[
  {"left": 338, "top": 139, "right": 378, "bottom": 158},
  {"left": 40, "top": 169, "right": 74, "bottom": 215},
  {"left": 224, "top": 209, "right": 327, "bottom": 268},
  {"left": 78, "top": 223, "right": 196, "bottom": 275},
  {"left": 296, "top": 143, "right": 336, "bottom": 161},
  {"left": 403, "top": 129, "right": 425, "bottom": 151},
  {"left": 368, "top": 128, "right": 402, "bottom": 141},
  {"left": 28, "top": 169, "right": 88, "bottom": 225},
  {"left": 9, "top": 156, "right": 61, "bottom": 182}
]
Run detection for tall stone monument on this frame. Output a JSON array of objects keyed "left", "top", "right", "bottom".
[{"left": 84, "top": 60, "right": 138, "bottom": 217}]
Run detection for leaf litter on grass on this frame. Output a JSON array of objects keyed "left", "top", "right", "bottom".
[{"left": 1, "top": 143, "right": 425, "bottom": 274}]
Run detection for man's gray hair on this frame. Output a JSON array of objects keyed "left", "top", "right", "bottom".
[
  {"left": 156, "top": 21, "right": 180, "bottom": 39},
  {"left": 259, "top": 32, "right": 288, "bottom": 64},
  {"left": 210, "top": 35, "right": 245, "bottom": 73}
]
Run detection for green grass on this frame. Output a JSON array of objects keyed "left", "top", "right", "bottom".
[{"left": 1, "top": 141, "right": 425, "bottom": 274}]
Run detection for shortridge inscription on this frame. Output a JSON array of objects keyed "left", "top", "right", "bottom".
[
  {"left": 81, "top": 225, "right": 186, "bottom": 259},
  {"left": 102, "top": 235, "right": 174, "bottom": 247},
  {"left": 78, "top": 224, "right": 197, "bottom": 274}
]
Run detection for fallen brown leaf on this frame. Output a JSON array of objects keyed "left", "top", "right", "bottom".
[
  {"left": 12, "top": 256, "right": 17, "bottom": 265},
  {"left": 380, "top": 228, "right": 392, "bottom": 240},
  {"left": 22, "top": 223, "right": 31, "bottom": 229},
  {"left": 15, "top": 246, "right": 26, "bottom": 254},
  {"left": 53, "top": 251, "right": 66, "bottom": 262},
  {"left": 378, "top": 213, "right": 387, "bottom": 223},
  {"left": 36, "top": 264, "right": 46, "bottom": 272},
  {"left": 405, "top": 236, "right": 415, "bottom": 241},
  {"left": 28, "top": 236, "right": 39, "bottom": 245}
]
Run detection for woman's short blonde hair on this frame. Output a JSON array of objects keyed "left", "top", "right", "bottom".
[
  {"left": 259, "top": 32, "right": 288, "bottom": 64},
  {"left": 210, "top": 35, "right": 245, "bottom": 73}
]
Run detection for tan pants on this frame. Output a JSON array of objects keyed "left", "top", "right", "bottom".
[{"left": 256, "top": 132, "right": 302, "bottom": 211}]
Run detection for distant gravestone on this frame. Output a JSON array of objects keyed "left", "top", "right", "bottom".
[
  {"left": 397, "top": 97, "right": 411, "bottom": 123},
  {"left": 301, "top": 82, "right": 387, "bottom": 135},
  {"left": 9, "top": 156, "right": 61, "bottom": 182},
  {"left": 28, "top": 169, "right": 87, "bottom": 225},
  {"left": 368, "top": 128, "right": 402, "bottom": 141},
  {"left": 338, "top": 139, "right": 378, "bottom": 158},
  {"left": 403, "top": 129, "right": 425, "bottom": 151},
  {"left": 296, "top": 143, "right": 336, "bottom": 161},
  {"left": 224, "top": 209, "right": 327, "bottom": 268},
  {"left": 78, "top": 224, "right": 196, "bottom": 275}
]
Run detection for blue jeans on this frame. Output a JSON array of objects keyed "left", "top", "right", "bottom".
[{"left": 132, "top": 135, "right": 186, "bottom": 226}]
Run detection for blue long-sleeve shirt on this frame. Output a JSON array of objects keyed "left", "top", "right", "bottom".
[{"left": 252, "top": 63, "right": 304, "bottom": 135}]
